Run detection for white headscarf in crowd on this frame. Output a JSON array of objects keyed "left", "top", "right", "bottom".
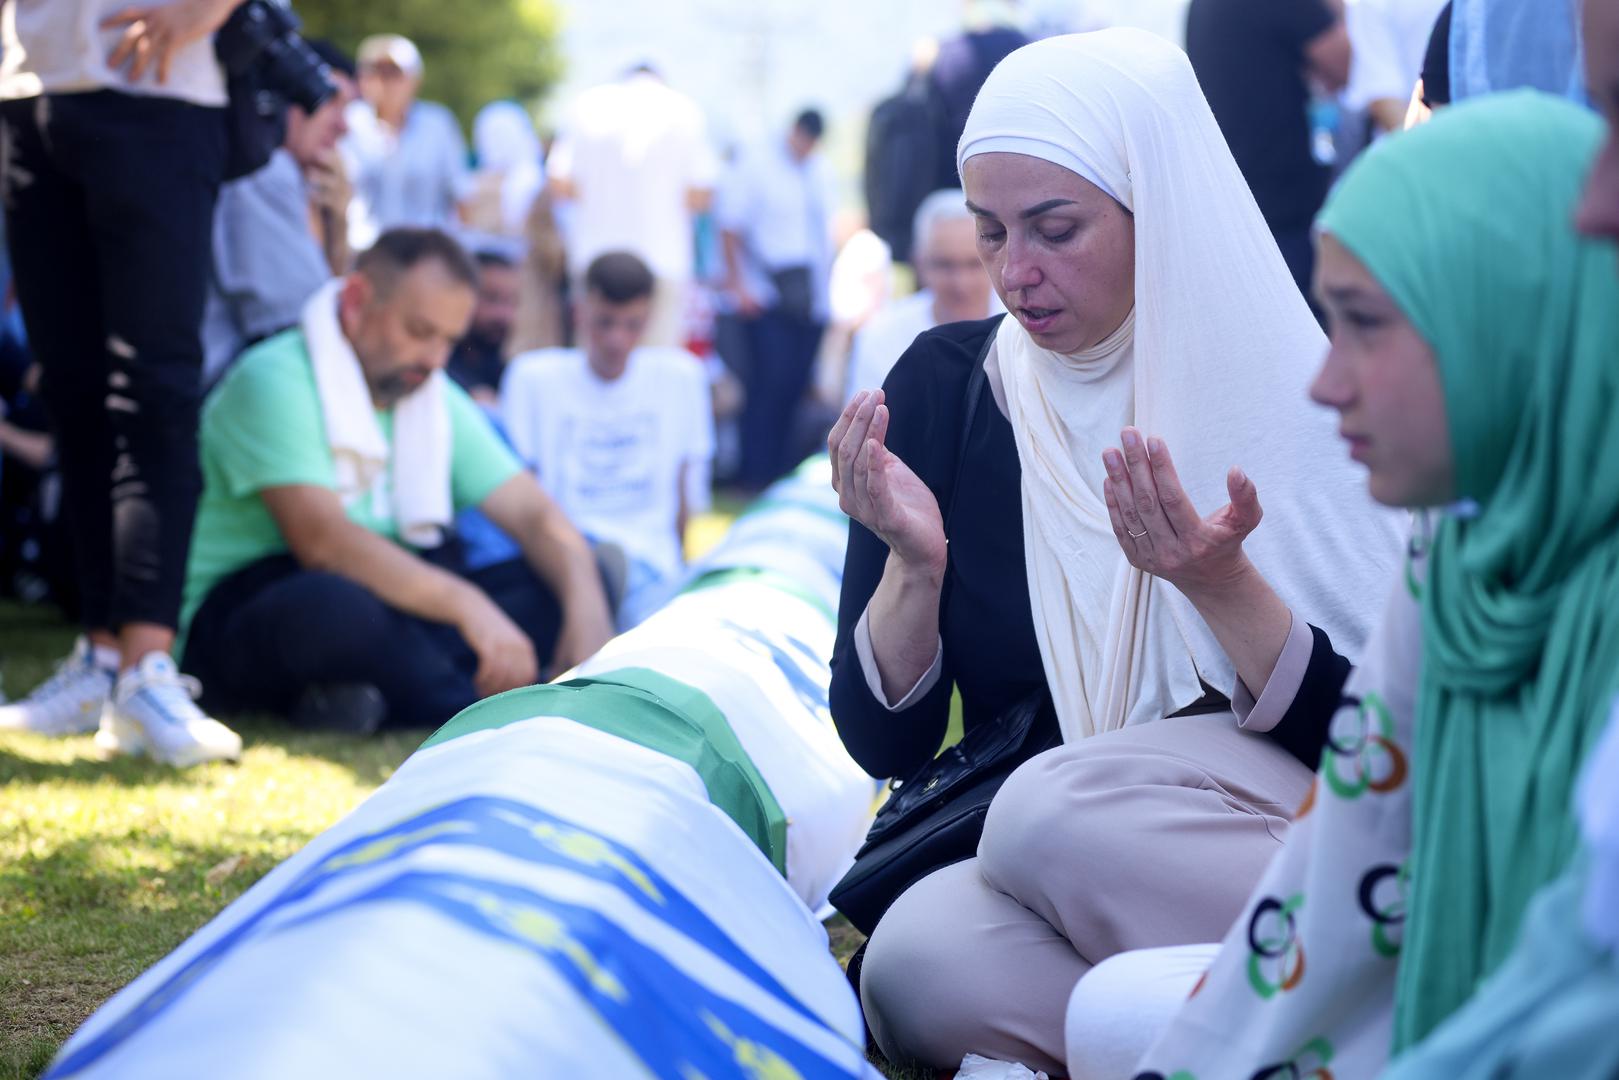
[
  {"left": 473, "top": 101, "right": 546, "bottom": 236},
  {"left": 958, "top": 29, "right": 1402, "bottom": 742}
]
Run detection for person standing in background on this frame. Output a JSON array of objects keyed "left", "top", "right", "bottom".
[
  {"left": 461, "top": 101, "right": 545, "bottom": 240},
  {"left": 719, "top": 108, "right": 835, "bottom": 491},
  {"left": 928, "top": 0, "right": 1030, "bottom": 189},
  {"left": 0, "top": 0, "right": 244, "bottom": 765},
  {"left": 546, "top": 64, "right": 718, "bottom": 350},
  {"left": 1186, "top": 0, "right": 1351, "bottom": 297},
  {"left": 1343, "top": 0, "right": 1449, "bottom": 135},
  {"left": 341, "top": 34, "right": 466, "bottom": 253},
  {"left": 504, "top": 182, "right": 569, "bottom": 357}
]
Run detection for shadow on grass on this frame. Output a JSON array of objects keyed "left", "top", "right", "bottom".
[
  {"left": 0, "top": 716, "right": 425, "bottom": 790},
  {"left": 0, "top": 744, "right": 211, "bottom": 788},
  {"left": 219, "top": 713, "right": 430, "bottom": 787},
  {"left": 0, "top": 833, "right": 291, "bottom": 1080},
  {"left": 0, "top": 830, "right": 282, "bottom": 920}
]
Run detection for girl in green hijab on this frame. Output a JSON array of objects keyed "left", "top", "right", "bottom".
[{"left": 1122, "top": 89, "right": 1619, "bottom": 1079}]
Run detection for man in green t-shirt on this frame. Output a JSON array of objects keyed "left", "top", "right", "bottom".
[{"left": 179, "top": 228, "right": 614, "bottom": 732}]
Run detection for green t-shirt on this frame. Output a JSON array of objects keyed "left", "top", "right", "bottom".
[{"left": 181, "top": 329, "right": 521, "bottom": 634}]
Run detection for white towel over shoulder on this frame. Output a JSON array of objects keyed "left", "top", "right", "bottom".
[{"left": 300, "top": 279, "right": 453, "bottom": 547}]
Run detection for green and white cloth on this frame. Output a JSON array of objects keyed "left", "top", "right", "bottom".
[{"left": 46, "top": 460, "right": 880, "bottom": 1080}]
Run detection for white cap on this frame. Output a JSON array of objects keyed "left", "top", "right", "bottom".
[{"left": 356, "top": 34, "right": 423, "bottom": 78}]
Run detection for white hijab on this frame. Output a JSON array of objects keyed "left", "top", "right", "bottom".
[
  {"left": 473, "top": 101, "right": 546, "bottom": 236},
  {"left": 958, "top": 29, "right": 1402, "bottom": 742}
]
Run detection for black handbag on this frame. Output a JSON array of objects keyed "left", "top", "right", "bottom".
[
  {"left": 830, "top": 686, "right": 1061, "bottom": 935},
  {"left": 829, "top": 330, "right": 1063, "bottom": 936}
]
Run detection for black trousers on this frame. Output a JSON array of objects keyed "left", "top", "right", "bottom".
[
  {"left": 182, "top": 554, "right": 565, "bottom": 730},
  {"left": 738, "top": 306, "right": 825, "bottom": 490},
  {"left": 0, "top": 91, "right": 226, "bottom": 633}
]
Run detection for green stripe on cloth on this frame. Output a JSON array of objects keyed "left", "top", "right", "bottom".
[
  {"left": 680, "top": 567, "right": 836, "bottom": 622},
  {"left": 419, "top": 668, "right": 787, "bottom": 873}
]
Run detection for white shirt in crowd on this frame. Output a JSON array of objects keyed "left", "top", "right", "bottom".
[
  {"left": 546, "top": 73, "right": 719, "bottom": 283},
  {"left": 716, "top": 138, "right": 837, "bottom": 319},
  {"left": 844, "top": 289, "right": 1003, "bottom": 404},
  {"left": 342, "top": 99, "right": 469, "bottom": 252},
  {"left": 1344, "top": 0, "right": 1449, "bottom": 114},
  {"left": 500, "top": 347, "right": 715, "bottom": 583},
  {"left": 0, "top": 0, "right": 225, "bottom": 105}
]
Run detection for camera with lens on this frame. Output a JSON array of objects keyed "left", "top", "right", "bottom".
[{"left": 214, "top": 0, "right": 339, "bottom": 180}]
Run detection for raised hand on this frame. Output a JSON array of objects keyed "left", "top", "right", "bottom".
[
  {"left": 829, "top": 390, "right": 947, "bottom": 578},
  {"left": 1101, "top": 427, "right": 1262, "bottom": 593}
]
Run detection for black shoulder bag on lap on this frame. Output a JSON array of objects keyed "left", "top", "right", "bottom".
[{"left": 829, "top": 342, "right": 1063, "bottom": 937}]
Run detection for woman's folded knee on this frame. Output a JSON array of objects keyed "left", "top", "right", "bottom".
[
  {"left": 978, "top": 744, "right": 1164, "bottom": 895},
  {"left": 859, "top": 859, "right": 1081, "bottom": 1074}
]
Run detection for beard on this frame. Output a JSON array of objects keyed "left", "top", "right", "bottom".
[{"left": 370, "top": 366, "right": 433, "bottom": 407}]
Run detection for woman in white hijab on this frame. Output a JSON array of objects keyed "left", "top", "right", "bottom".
[
  {"left": 463, "top": 101, "right": 546, "bottom": 238},
  {"left": 826, "top": 29, "right": 1401, "bottom": 1073}
]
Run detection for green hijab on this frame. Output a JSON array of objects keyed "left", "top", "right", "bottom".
[{"left": 1318, "top": 90, "right": 1619, "bottom": 1052}]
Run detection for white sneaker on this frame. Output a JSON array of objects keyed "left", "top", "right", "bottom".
[
  {"left": 94, "top": 652, "right": 242, "bottom": 767},
  {"left": 0, "top": 636, "right": 118, "bottom": 735}
]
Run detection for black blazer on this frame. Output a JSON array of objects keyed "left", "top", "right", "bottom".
[{"left": 827, "top": 316, "right": 1349, "bottom": 780}]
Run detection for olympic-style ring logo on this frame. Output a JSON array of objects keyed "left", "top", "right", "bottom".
[
  {"left": 1322, "top": 691, "right": 1408, "bottom": 800},
  {"left": 1358, "top": 862, "right": 1407, "bottom": 958},
  {"left": 1249, "top": 1036, "right": 1336, "bottom": 1080},
  {"left": 1295, "top": 777, "right": 1319, "bottom": 819},
  {"left": 1246, "top": 893, "right": 1306, "bottom": 999},
  {"left": 1404, "top": 510, "right": 1434, "bottom": 599}
]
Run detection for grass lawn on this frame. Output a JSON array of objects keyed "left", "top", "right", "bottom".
[{"left": 0, "top": 530, "right": 931, "bottom": 1079}]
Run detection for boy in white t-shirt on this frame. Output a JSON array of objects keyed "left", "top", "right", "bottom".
[{"left": 501, "top": 252, "right": 715, "bottom": 629}]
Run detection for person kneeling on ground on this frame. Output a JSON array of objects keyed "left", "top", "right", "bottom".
[
  {"left": 830, "top": 30, "right": 1401, "bottom": 1076},
  {"left": 180, "top": 228, "right": 614, "bottom": 734},
  {"left": 501, "top": 251, "right": 715, "bottom": 630}
]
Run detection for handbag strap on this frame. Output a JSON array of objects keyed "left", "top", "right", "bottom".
[
  {"left": 943, "top": 324, "right": 995, "bottom": 533},
  {"left": 933, "top": 322, "right": 995, "bottom": 680}
]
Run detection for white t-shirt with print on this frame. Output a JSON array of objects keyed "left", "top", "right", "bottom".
[{"left": 500, "top": 346, "right": 715, "bottom": 581}]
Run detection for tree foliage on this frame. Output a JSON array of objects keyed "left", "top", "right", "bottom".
[{"left": 296, "top": 0, "right": 564, "bottom": 132}]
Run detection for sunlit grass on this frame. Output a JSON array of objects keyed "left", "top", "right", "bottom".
[
  {"left": 0, "top": 507, "right": 932, "bottom": 1080},
  {"left": 0, "top": 679, "right": 423, "bottom": 1080}
]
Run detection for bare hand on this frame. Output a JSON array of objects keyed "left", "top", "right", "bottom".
[
  {"left": 548, "top": 603, "right": 614, "bottom": 679},
  {"left": 305, "top": 150, "right": 353, "bottom": 216},
  {"left": 1101, "top": 427, "right": 1261, "bottom": 593},
  {"left": 102, "top": 0, "right": 235, "bottom": 85},
  {"left": 459, "top": 598, "right": 539, "bottom": 698},
  {"left": 732, "top": 283, "right": 763, "bottom": 319},
  {"left": 829, "top": 389, "right": 947, "bottom": 577}
]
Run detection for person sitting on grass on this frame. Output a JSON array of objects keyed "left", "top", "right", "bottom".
[
  {"left": 501, "top": 251, "right": 715, "bottom": 630},
  {"left": 178, "top": 227, "right": 614, "bottom": 734}
]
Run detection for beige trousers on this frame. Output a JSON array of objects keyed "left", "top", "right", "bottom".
[
  {"left": 858, "top": 712, "right": 1312, "bottom": 1076},
  {"left": 642, "top": 276, "right": 688, "bottom": 349}
]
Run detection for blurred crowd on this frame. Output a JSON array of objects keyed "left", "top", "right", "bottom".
[
  {"left": 6, "top": 2, "right": 1619, "bottom": 1079},
  {"left": 0, "top": 0, "right": 1546, "bottom": 749}
]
